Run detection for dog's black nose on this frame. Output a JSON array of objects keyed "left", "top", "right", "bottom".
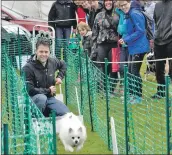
[{"left": 75, "top": 141, "right": 78, "bottom": 144}]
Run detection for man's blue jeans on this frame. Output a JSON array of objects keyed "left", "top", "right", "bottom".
[
  {"left": 55, "top": 27, "right": 71, "bottom": 60},
  {"left": 32, "top": 94, "right": 70, "bottom": 117}
]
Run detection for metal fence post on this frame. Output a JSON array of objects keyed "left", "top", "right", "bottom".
[
  {"left": 4, "top": 124, "right": 9, "bottom": 155},
  {"left": 24, "top": 90, "right": 31, "bottom": 154},
  {"left": 165, "top": 76, "right": 170, "bottom": 154},
  {"left": 64, "top": 40, "right": 68, "bottom": 106},
  {"left": 79, "top": 46, "right": 83, "bottom": 115},
  {"left": 86, "top": 52, "right": 94, "bottom": 131},
  {"left": 17, "top": 27, "right": 22, "bottom": 75},
  {"left": 105, "top": 58, "right": 110, "bottom": 150},
  {"left": 124, "top": 65, "right": 129, "bottom": 155},
  {"left": 10, "top": 67, "right": 17, "bottom": 154},
  {"left": 3, "top": 44, "right": 10, "bottom": 121},
  {"left": 52, "top": 111, "right": 57, "bottom": 155}
]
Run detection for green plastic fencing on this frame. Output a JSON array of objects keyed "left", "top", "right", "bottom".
[
  {"left": 2, "top": 27, "right": 32, "bottom": 70},
  {"left": 65, "top": 42, "right": 172, "bottom": 154},
  {"left": 1, "top": 41, "right": 56, "bottom": 154},
  {"left": 124, "top": 70, "right": 170, "bottom": 154},
  {"left": 1, "top": 29, "right": 172, "bottom": 154}
]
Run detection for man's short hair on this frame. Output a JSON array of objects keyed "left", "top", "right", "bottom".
[{"left": 36, "top": 37, "right": 51, "bottom": 50}]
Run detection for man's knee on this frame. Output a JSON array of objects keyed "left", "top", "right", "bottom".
[
  {"left": 56, "top": 101, "right": 70, "bottom": 116},
  {"left": 32, "top": 94, "right": 47, "bottom": 112},
  {"left": 47, "top": 98, "right": 70, "bottom": 116}
]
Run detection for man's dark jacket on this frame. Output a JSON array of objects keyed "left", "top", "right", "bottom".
[
  {"left": 22, "top": 55, "right": 66, "bottom": 97},
  {"left": 153, "top": 0, "right": 172, "bottom": 45},
  {"left": 48, "top": 0, "right": 77, "bottom": 29}
]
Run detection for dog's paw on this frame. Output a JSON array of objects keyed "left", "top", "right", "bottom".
[
  {"left": 65, "top": 146, "right": 74, "bottom": 152},
  {"left": 76, "top": 144, "right": 83, "bottom": 152}
]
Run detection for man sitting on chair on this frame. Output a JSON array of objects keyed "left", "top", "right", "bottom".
[{"left": 22, "top": 37, "right": 69, "bottom": 117}]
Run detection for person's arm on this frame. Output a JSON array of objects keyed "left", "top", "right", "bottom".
[
  {"left": 22, "top": 66, "right": 51, "bottom": 96},
  {"left": 111, "top": 13, "right": 119, "bottom": 29},
  {"left": 91, "top": 14, "right": 100, "bottom": 47},
  {"left": 153, "top": 4, "right": 157, "bottom": 32},
  {"left": 123, "top": 12, "right": 145, "bottom": 45},
  {"left": 89, "top": 34, "right": 93, "bottom": 49},
  {"left": 48, "top": 2, "right": 56, "bottom": 28},
  {"left": 54, "top": 59, "right": 67, "bottom": 80},
  {"left": 90, "top": 14, "right": 99, "bottom": 59}
]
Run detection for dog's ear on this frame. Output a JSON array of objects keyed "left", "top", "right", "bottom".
[
  {"left": 78, "top": 127, "right": 82, "bottom": 132},
  {"left": 69, "top": 128, "right": 73, "bottom": 133}
]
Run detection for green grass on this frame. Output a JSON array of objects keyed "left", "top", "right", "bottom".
[
  {"left": 2, "top": 54, "right": 171, "bottom": 154},
  {"left": 58, "top": 56, "right": 170, "bottom": 154}
]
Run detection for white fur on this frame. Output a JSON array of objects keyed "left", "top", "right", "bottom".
[{"left": 58, "top": 112, "right": 87, "bottom": 152}]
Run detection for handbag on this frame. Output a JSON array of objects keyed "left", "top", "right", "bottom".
[{"left": 112, "top": 43, "right": 120, "bottom": 72}]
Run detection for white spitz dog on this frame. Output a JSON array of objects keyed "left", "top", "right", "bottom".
[{"left": 58, "top": 112, "right": 87, "bottom": 152}]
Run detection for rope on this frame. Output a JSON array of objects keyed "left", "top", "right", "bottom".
[
  {"left": 2, "top": 18, "right": 86, "bottom": 26},
  {"left": 48, "top": 18, "right": 85, "bottom": 23},
  {"left": 92, "top": 57, "right": 172, "bottom": 64}
]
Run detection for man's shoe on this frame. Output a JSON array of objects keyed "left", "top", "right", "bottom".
[{"left": 151, "top": 93, "right": 165, "bottom": 99}]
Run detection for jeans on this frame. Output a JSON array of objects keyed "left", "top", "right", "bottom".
[
  {"left": 96, "top": 42, "right": 118, "bottom": 92},
  {"left": 119, "top": 47, "right": 129, "bottom": 81},
  {"left": 154, "top": 41, "right": 172, "bottom": 95},
  {"left": 55, "top": 27, "right": 71, "bottom": 60},
  {"left": 128, "top": 53, "right": 145, "bottom": 97},
  {"left": 32, "top": 94, "right": 70, "bottom": 117}
]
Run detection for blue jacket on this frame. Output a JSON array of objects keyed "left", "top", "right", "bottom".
[
  {"left": 115, "top": 8, "right": 126, "bottom": 36},
  {"left": 123, "top": 8, "right": 150, "bottom": 55},
  {"left": 115, "top": 8, "right": 127, "bottom": 47}
]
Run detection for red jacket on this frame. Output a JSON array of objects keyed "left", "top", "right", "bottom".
[{"left": 76, "top": 7, "right": 86, "bottom": 23}]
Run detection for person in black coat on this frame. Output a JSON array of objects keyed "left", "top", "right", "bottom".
[
  {"left": 48, "top": 0, "right": 77, "bottom": 59},
  {"left": 152, "top": 0, "right": 172, "bottom": 99},
  {"left": 22, "top": 38, "right": 69, "bottom": 117}
]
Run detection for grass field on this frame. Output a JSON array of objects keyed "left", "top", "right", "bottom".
[
  {"left": 60, "top": 59, "right": 171, "bottom": 154},
  {"left": 2, "top": 54, "right": 171, "bottom": 154}
]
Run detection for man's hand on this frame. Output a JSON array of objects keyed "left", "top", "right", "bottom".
[
  {"left": 49, "top": 86, "right": 56, "bottom": 96},
  {"left": 56, "top": 78, "right": 62, "bottom": 85}
]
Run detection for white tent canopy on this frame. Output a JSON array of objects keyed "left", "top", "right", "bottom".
[{"left": 2, "top": 1, "right": 55, "bottom": 20}]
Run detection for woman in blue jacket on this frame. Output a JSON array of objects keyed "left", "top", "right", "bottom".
[{"left": 118, "top": 0, "right": 150, "bottom": 104}]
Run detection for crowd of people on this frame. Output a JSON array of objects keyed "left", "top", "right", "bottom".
[
  {"left": 49, "top": 0, "right": 172, "bottom": 101},
  {"left": 22, "top": 0, "right": 172, "bottom": 117}
]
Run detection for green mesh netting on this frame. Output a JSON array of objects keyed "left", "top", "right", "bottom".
[
  {"left": 65, "top": 45, "right": 172, "bottom": 154},
  {"left": 126, "top": 72, "right": 167, "bottom": 154},
  {"left": 2, "top": 27, "right": 32, "bottom": 70},
  {"left": 1, "top": 42, "right": 56, "bottom": 154},
  {"left": 1, "top": 29, "right": 172, "bottom": 154}
]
